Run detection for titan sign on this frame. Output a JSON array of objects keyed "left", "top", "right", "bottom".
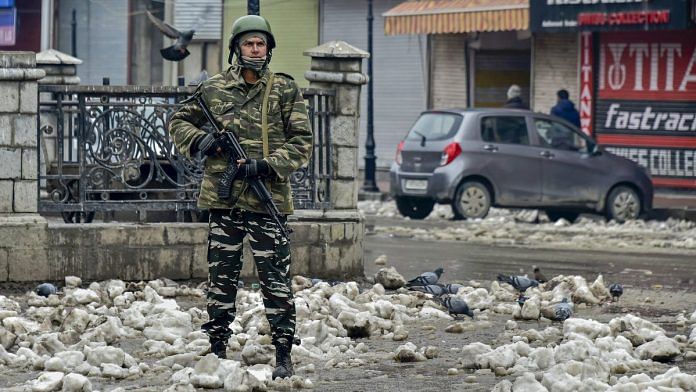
[
  {"left": 530, "top": 0, "right": 692, "bottom": 32},
  {"left": 592, "top": 31, "right": 696, "bottom": 188}
]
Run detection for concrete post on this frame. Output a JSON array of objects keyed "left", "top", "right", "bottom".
[
  {"left": 36, "top": 49, "right": 82, "bottom": 191},
  {"left": 0, "top": 51, "right": 50, "bottom": 281},
  {"left": 304, "top": 41, "right": 369, "bottom": 210}
]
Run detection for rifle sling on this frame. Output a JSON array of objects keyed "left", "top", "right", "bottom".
[{"left": 261, "top": 72, "right": 275, "bottom": 159}]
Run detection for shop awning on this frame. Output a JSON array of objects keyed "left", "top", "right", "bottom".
[{"left": 384, "top": 0, "right": 529, "bottom": 35}]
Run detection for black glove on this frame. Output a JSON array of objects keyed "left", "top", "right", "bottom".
[
  {"left": 196, "top": 134, "right": 221, "bottom": 156},
  {"left": 238, "top": 159, "right": 271, "bottom": 178}
]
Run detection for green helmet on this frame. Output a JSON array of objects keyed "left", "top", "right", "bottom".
[{"left": 228, "top": 15, "right": 276, "bottom": 64}]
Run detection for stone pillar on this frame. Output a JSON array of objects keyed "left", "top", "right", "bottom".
[
  {"left": 36, "top": 49, "right": 82, "bottom": 196},
  {"left": 304, "top": 41, "right": 369, "bottom": 210},
  {"left": 0, "top": 52, "right": 50, "bottom": 282}
]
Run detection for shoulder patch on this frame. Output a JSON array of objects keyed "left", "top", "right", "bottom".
[{"left": 274, "top": 72, "right": 295, "bottom": 81}]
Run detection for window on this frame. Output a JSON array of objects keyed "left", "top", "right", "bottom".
[
  {"left": 406, "top": 113, "right": 463, "bottom": 142},
  {"left": 534, "top": 119, "right": 588, "bottom": 152},
  {"left": 480, "top": 116, "right": 529, "bottom": 145}
]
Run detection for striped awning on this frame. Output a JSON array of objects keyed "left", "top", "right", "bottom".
[{"left": 384, "top": 0, "right": 529, "bottom": 35}]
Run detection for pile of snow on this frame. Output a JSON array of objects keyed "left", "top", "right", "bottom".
[
  {"left": 359, "top": 200, "right": 696, "bottom": 251},
  {"left": 0, "top": 271, "right": 693, "bottom": 390}
]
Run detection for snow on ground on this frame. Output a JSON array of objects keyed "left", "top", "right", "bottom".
[
  {"left": 1, "top": 274, "right": 695, "bottom": 391},
  {"left": 358, "top": 201, "right": 696, "bottom": 252}
]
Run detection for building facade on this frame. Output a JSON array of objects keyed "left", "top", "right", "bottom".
[{"left": 531, "top": 0, "right": 696, "bottom": 191}]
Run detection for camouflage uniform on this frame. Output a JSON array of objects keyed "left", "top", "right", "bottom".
[{"left": 169, "top": 65, "right": 312, "bottom": 345}]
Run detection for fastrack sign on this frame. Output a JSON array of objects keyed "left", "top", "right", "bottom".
[
  {"left": 595, "top": 31, "right": 696, "bottom": 188},
  {"left": 530, "top": 0, "right": 691, "bottom": 32}
]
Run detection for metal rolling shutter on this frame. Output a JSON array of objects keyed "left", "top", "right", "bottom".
[
  {"left": 57, "top": 0, "right": 129, "bottom": 85},
  {"left": 321, "top": 0, "right": 427, "bottom": 169},
  {"left": 474, "top": 51, "right": 530, "bottom": 108},
  {"left": 174, "top": 0, "right": 222, "bottom": 41},
  {"left": 431, "top": 34, "right": 468, "bottom": 109}
]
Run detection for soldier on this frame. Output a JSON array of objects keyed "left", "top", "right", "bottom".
[{"left": 168, "top": 15, "right": 312, "bottom": 379}]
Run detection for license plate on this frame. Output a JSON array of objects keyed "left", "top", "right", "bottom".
[{"left": 404, "top": 179, "right": 428, "bottom": 191}]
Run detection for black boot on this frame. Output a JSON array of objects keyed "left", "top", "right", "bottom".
[
  {"left": 210, "top": 337, "right": 227, "bottom": 359},
  {"left": 272, "top": 338, "right": 294, "bottom": 379}
]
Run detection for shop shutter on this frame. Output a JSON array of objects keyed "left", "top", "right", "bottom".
[
  {"left": 321, "top": 0, "right": 427, "bottom": 168},
  {"left": 56, "top": 0, "right": 128, "bottom": 85},
  {"left": 174, "top": 0, "right": 222, "bottom": 41},
  {"left": 474, "top": 51, "right": 530, "bottom": 108},
  {"left": 431, "top": 34, "right": 468, "bottom": 109}
]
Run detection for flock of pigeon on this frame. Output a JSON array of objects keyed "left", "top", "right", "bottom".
[{"left": 403, "top": 266, "right": 624, "bottom": 322}]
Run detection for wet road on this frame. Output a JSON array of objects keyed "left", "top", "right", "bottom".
[{"left": 364, "top": 216, "right": 696, "bottom": 291}]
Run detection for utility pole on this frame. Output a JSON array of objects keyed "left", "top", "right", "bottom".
[
  {"left": 71, "top": 9, "right": 77, "bottom": 57},
  {"left": 362, "top": 0, "right": 379, "bottom": 193},
  {"left": 248, "top": 0, "right": 260, "bottom": 15}
]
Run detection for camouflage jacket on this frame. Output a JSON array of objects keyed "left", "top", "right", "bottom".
[{"left": 169, "top": 66, "right": 312, "bottom": 214}]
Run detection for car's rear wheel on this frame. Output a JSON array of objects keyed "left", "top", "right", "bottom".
[
  {"left": 545, "top": 210, "right": 580, "bottom": 223},
  {"left": 606, "top": 186, "right": 641, "bottom": 222},
  {"left": 395, "top": 196, "right": 435, "bottom": 220},
  {"left": 452, "top": 181, "right": 491, "bottom": 220}
]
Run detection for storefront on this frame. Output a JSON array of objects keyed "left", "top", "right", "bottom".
[
  {"left": 532, "top": 0, "right": 696, "bottom": 190},
  {"left": 384, "top": 0, "right": 531, "bottom": 109}
]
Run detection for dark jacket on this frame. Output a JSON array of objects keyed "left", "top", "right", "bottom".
[
  {"left": 504, "top": 97, "right": 528, "bottom": 110},
  {"left": 551, "top": 99, "right": 581, "bottom": 127}
]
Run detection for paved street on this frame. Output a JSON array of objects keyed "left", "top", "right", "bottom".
[{"left": 364, "top": 216, "right": 696, "bottom": 291}]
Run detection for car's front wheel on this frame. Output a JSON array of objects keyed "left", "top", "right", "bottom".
[
  {"left": 395, "top": 196, "right": 435, "bottom": 220},
  {"left": 606, "top": 185, "right": 641, "bottom": 222},
  {"left": 545, "top": 210, "right": 580, "bottom": 223},
  {"left": 452, "top": 181, "right": 491, "bottom": 220}
]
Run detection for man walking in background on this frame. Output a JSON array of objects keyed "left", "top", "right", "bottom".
[
  {"left": 551, "top": 89, "right": 581, "bottom": 127},
  {"left": 503, "top": 84, "right": 528, "bottom": 109}
]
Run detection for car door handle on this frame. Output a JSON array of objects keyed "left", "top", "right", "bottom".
[
  {"left": 483, "top": 144, "right": 498, "bottom": 152},
  {"left": 540, "top": 150, "right": 554, "bottom": 158}
]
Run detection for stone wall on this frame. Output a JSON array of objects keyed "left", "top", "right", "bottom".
[
  {"left": 0, "top": 211, "right": 361, "bottom": 282},
  {"left": 0, "top": 46, "right": 367, "bottom": 283}
]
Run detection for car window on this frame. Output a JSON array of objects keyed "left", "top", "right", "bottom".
[
  {"left": 406, "top": 113, "right": 462, "bottom": 142},
  {"left": 480, "top": 116, "right": 529, "bottom": 145},
  {"left": 534, "top": 119, "right": 588, "bottom": 152}
]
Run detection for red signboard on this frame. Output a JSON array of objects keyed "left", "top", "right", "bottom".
[
  {"left": 579, "top": 32, "right": 594, "bottom": 136},
  {"left": 594, "top": 30, "right": 696, "bottom": 188},
  {"left": 597, "top": 31, "right": 696, "bottom": 101},
  {"left": 578, "top": 10, "right": 670, "bottom": 27}
]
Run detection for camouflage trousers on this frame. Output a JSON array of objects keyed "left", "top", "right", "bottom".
[{"left": 202, "top": 208, "right": 295, "bottom": 344}]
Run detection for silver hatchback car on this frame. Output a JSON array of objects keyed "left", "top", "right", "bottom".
[{"left": 389, "top": 108, "right": 653, "bottom": 222}]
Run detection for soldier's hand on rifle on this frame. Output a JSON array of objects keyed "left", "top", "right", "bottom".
[
  {"left": 236, "top": 159, "right": 271, "bottom": 178},
  {"left": 196, "top": 133, "right": 223, "bottom": 156}
]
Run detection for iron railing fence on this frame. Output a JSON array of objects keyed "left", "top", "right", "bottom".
[{"left": 37, "top": 85, "right": 334, "bottom": 223}]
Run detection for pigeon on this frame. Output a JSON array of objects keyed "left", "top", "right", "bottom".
[
  {"left": 533, "top": 266, "right": 547, "bottom": 283},
  {"left": 36, "top": 283, "right": 57, "bottom": 297},
  {"left": 609, "top": 283, "right": 623, "bottom": 302},
  {"left": 146, "top": 10, "right": 195, "bottom": 61},
  {"left": 497, "top": 274, "right": 539, "bottom": 293},
  {"left": 438, "top": 295, "right": 474, "bottom": 318},
  {"left": 408, "top": 284, "right": 446, "bottom": 296},
  {"left": 406, "top": 268, "right": 444, "bottom": 287},
  {"left": 444, "top": 283, "right": 465, "bottom": 295},
  {"left": 553, "top": 298, "right": 573, "bottom": 321},
  {"left": 517, "top": 294, "right": 528, "bottom": 308}
]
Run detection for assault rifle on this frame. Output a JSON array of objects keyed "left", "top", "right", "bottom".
[{"left": 181, "top": 91, "right": 291, "bottom": 240}]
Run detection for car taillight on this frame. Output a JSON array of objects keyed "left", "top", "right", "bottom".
[
  {"left": 440, "top": 142, "right": 462, "bottom": 166},
  {"left": 395, "top": 140, "right": 405, "bottom": 165}
]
